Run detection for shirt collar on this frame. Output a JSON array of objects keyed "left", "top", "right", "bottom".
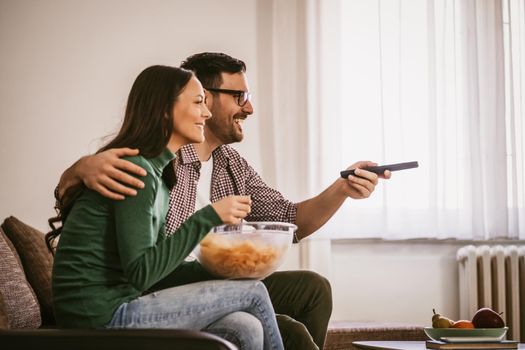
[
  {"left": 179, "top": 144, "right": 200, "bottom": 164},
  {"left": 150, "top": 148, "right": 177, "bottom": 172},
  {"left": 179, "top": 144, "right": 230, "bottom": 166}
]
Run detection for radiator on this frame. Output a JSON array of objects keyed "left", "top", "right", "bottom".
[{"left": 457, "top": 245, "right": 525, "bottom": 341}]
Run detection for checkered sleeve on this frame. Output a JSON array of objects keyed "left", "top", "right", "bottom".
[{"left": 241, "top": 158, "right": 298, "bottom": 225}]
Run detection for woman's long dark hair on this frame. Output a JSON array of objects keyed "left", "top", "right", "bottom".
[{"left": 46, "top": 65, "right": 193, "bottom": 253}]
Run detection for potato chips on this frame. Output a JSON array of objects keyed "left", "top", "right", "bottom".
[{"left": 197, "top": 233, "right": 290, "bottom": 279}]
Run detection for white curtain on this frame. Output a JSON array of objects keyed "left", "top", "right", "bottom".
[
  {"left": 504, "top": 0, "right": 525, "bottom": 240},
  {"left": 262, "top": 0, "right": 525, "bottom": 240},
  {"left": 255, "top": 0, "right": 310, "bottom": 201}
]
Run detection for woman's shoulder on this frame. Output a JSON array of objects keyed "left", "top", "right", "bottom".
[
  {"left": 123, "top": 149, "right": 175, "bottom": 177},
  {"left": 122, "top": 155, "right": 156, "bottom": 174}
]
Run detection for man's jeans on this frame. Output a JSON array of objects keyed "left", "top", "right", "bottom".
[{"left": 106, "top": 280, "right": 284, "bottom": 350}]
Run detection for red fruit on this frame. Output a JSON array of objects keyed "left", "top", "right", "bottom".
[{"left": 471, "top": 308, "right": 505, "bottom": 328}]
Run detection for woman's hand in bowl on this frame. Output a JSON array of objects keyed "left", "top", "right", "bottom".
[{"left": 211, "top": 195, "right": 252, "bottom": 224}]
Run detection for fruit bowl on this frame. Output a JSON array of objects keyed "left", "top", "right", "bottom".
[
  {"left": 194, "top": 222, "right": 296, "bottom": 280},
  {"left": 423, "top": 327, "right": 508, "bottom": 342}
]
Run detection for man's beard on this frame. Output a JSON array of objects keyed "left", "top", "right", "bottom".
[{"left": 206, "top": 115, "right": 244, "bottom": 145}]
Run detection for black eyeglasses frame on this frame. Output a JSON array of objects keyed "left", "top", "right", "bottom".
[{"left": 204, "top": 87, "right": 252, "bottom": 107}]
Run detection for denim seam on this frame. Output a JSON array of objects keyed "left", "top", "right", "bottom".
[{"left": 251, "top": 295, "right": 280, "bottom": 350}]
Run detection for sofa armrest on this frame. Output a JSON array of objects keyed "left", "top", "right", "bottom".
[{"left": 0, "top": 328, "right": 237, "bottom": 350}]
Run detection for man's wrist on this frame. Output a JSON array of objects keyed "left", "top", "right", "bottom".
[
  {"left": 58, "top": 156, "right": 86, "bottom": 200},
  {"left": 334, "top": 177, "right": 351, "bottom": 198}
]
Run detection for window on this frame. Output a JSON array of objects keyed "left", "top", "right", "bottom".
[{"left": 310, "top": 0, "right": 524, "bottom": 240}]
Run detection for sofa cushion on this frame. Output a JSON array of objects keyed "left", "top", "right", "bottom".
[
  {"left": 0, "top": 291, "right": 8, "bottom": 329},
  {"left": 1, "top": 217, "right": 54, "bottom": 325},
  {"left": 0, "top": 228, "right": 41, "bottom": 328}
]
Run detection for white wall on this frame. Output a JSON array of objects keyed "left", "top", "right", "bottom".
[
  {"left": 330, "top": 241, "right": 460, "bottom": 325},
  {"left": 0, "top": 0, "right": 262, "bottom": 231},
  {"left": 278, "top": 240, "right": 461, "bottom": 326}
]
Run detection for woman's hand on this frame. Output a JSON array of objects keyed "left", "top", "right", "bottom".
[{"left": 211, "top": 195, "right": 252, "bottom": 224}]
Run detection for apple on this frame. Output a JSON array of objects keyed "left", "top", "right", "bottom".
[{"left": 471, "top": 307, "right": 505, "bottom": 328}]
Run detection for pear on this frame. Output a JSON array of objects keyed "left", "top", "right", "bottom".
[
  {"left": 436, "top": 317, "right": 454, "bottom": 328},
  {"left": 432, "top": 309, "right": 441, "bottom": 327},
  {"left": 432, "top": 309, "right": 454, "bottom": 328}
]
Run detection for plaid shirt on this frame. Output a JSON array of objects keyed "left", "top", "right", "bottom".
[{"left": 165, "top": 144, "right": 297, "bottom": 234}]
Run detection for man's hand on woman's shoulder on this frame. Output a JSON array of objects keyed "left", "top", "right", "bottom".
[{"left": 58, "top": 148, "right": 147, "bottom": 201}]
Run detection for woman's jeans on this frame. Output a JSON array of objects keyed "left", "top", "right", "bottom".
[
  {"left": 153, "top": 262, "right": 333, "bottom": 350},
  {"left": 106, "top": 280, "right": 284, "bottom": 350}
]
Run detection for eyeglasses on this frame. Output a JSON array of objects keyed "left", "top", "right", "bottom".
[{"left": 204, "top": 88, "right": 252, "bottom": 107}]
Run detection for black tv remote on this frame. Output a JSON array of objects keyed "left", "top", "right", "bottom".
[{"left": 340, "top": 161, "right": 419, "bottom": 178}]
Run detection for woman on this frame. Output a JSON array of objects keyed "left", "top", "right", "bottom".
[{"left": 47, "top": 65, "right": 284, "bottom": 350}]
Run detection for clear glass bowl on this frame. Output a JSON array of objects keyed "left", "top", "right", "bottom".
[{"left": 194, "top": 222, "right": 297, "bottom": 280}]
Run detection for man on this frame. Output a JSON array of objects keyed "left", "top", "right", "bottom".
[{"left": 56, "top": 53, "right": 390, "bottom": 350}]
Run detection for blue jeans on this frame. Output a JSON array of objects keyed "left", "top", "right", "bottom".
[{"left": 106, "top": 280, "right": 284, "bottom": 350}]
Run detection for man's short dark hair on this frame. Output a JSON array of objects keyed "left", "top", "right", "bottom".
[{"left": 181, "top": 52, "right": 246, "bottom": 89}]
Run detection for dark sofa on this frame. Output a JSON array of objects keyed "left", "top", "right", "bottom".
[{"left": 0, "top": 216, "right": 236, "bottom": 350}]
